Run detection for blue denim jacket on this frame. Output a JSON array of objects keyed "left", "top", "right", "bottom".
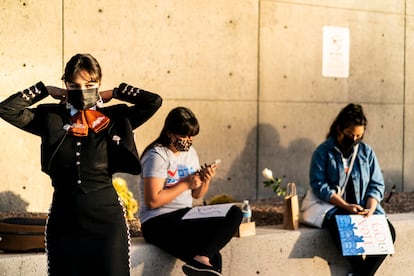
[{"left": 309, "top": 136, "right": 385, "bottom": 219}]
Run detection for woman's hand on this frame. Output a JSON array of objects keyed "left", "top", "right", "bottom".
[
  {"left": 191, "top": 163, "right": 218, "bottom": 199},
  {"left": 343, "top": 203, "right": 365, "bottom": 214},
  {"left": 330, "top": 193, "right": 366, "bottom": 214},
  {"left": 198, "top": 163, "right": 217, "bottom": 183},
  {"left": 183, "top": 174, "right": 203, "bottom": 190},
  {"left": 47, "top": 86, "right": 67, "bottom": 101},
  {"left": 361, "top": 197, "right": 378, "bottom": 217},
  {"left": 349, "top": 197, "right": 377, "bottom": 217},
  {"left": 99, "top": 89, "right": 113, "bottom": 103},
  {"left": 144, "top": 176, "right": 200, "bottom": 209}
]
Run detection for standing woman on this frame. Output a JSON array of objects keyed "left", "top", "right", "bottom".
[
  {"left": 0, "top": 53, "right": 162, "bottom": 276},
  {"left": 309, "top": 103, "right": 396, "bottom": 276},
  {"left": 138, "top": 107, "right": 242, "bottom": 276}
]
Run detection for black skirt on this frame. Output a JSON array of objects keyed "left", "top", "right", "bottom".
[{"left": 46, "top": 186, "right": 130, "bottom": 276}]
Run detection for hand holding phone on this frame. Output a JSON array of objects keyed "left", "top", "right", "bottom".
[
  {"left": 197, "top": 159, "right": 221, "bottom": 182},
  {"left": 358, "top": 208, "right": 371, "bottom": 215},
  {"left": 209, "top": 159, "right": 221, "bottom": 168}
]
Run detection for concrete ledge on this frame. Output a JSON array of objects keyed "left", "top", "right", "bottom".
[{"left": 0, "top": 213, "right": 413, "bottom": 275}]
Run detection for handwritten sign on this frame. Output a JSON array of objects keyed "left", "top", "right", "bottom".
[
  {"left": 335, "top": 214, "right": 394, "bottom": 256},
  {"left": 182, "top": 203, "right": 234, "bottom": 220}
]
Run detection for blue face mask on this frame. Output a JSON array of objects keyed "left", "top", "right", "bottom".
[{"left": 67, "top": 88, "right": 98, "bottom": 110}]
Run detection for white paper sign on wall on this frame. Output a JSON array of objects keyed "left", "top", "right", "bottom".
[{"left": 322, "top": 26, "right": 350, "bottom": 78}]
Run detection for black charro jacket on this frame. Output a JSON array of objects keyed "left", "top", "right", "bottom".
[{"left": 0, "top": 82, "right": 162, "bottom": 189}]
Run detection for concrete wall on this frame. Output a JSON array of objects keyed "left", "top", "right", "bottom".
[{"left": 0, "top": 0, "right": 412, "bottom": 212}]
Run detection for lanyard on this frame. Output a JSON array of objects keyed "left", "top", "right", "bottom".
[{"left": 338, "top": 144, "right": 359, "bottom": 197}]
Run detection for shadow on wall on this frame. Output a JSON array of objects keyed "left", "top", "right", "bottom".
[
  {"left": 205, "top": 123, "right": 316, "bottom": 201},
  {"left": 257, "top": 123, "right": 402, "bottom": 196},
  {"left": 205, "top": 124, "right": 259, "bottom": 201},
  {"left": 382, "top": 170, "right": 403, "bottom": 193},
  {"left": 258, "top": 123, "right": 316, "bottom": 198},
  {"left": 134, "top": 122, "right": 401, "bottom": 204},
  {"left": 0, "top": 191, "right": 29, "bottom": 212}
]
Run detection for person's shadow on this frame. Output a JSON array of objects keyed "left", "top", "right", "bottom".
[
  {"left": 229, "top": 124, "right": 352, "bottom": 274},
  {"left": 0, "top": 191, "right": 30, "bottom": 212},
  {"left": 225, "top": 123, "right": 316, "bottom": 199}
]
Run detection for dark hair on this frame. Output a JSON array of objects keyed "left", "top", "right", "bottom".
[
  {"left": 327, "top": 103, "right": 367, "bottom": 138},
  {"left": 142, "top": 107, "right": 200, "bottom": 156},
  {"left": 61, "top": 53, "right": 102, "bottom": 83}
]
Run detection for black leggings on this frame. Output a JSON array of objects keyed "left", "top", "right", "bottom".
[
  {"left": 141, "top": 205, "right": 242, "bottom": 263},
  {"left": 324, "top": 212, "right": 396, "bottom": 276}
]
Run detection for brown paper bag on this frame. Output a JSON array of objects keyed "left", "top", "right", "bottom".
[{"left": 283, "top": 182, "right": 299, "bottom": 230}]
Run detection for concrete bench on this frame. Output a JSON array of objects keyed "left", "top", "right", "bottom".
[{"left": 0, "top": 213, "right": 413, "bottom": 275}]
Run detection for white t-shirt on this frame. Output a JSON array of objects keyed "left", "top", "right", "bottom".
[{"left": 138, "top": 145, "right": 200, "bottom": 223}]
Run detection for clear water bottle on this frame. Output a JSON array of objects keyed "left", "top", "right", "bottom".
[{"left": 241, "top": 200, "right": 252, "bottom": 223}]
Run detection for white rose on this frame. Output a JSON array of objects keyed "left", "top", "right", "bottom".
[{"left": 262, "top": 168, "right": 273, "bottom": 180}]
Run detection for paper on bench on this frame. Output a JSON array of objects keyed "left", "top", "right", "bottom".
[{"left": 182, "top": 203, "right": 234, "bottom": 220}]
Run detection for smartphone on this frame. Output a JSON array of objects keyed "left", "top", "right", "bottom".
[
  {"left": 358, "top": 209, "right": 370, "bottom": 214},
  {"left": 210, "top": 159, "right": 221, "bottom": 166},
  {"left": 203, "top": 159, "right": 221, "bottom": 169},
  {"left": 197, "top": 159, "right": 221, "bottom": 176}
]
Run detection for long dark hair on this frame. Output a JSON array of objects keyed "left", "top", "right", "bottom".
[
  {"left": 327, "top": 103, "right": 367, "bottom": 139},
  {"left": 61, "top": 53, "right": 102, "bottom": 83},
  {"left": 142, "top": 107, "right": 200, "bottom": 156}
]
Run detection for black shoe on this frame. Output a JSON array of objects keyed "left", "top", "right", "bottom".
[
  {"left": 182, "top": 260, "right": 222, "bottom": 276},
  {"left": 210, "top": 252, "right": 222, "bottom": 273}
]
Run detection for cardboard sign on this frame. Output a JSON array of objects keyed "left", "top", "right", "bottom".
[{"left": 335, "top": 214, "right": 394, "bottom": 256}]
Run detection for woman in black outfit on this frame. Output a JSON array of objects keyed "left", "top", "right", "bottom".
[{"left": 0, "top": 53, "right": 162, "bottom": 276}]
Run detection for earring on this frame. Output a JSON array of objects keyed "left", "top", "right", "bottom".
[{"left": 96, "top": 95, "right": 104, "bottom": 108}]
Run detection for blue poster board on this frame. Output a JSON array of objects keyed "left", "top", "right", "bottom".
[{"left": 335, "top": 214, "right": 394, "bottom": 256}]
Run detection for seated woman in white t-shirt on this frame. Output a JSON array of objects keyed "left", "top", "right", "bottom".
[{"left": 138, "top": 106, "right": 242, "bottom": 276}]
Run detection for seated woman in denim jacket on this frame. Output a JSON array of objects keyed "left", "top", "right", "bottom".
[{"left": 309, "top": 103, "right": 396, "bottom": 276}]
